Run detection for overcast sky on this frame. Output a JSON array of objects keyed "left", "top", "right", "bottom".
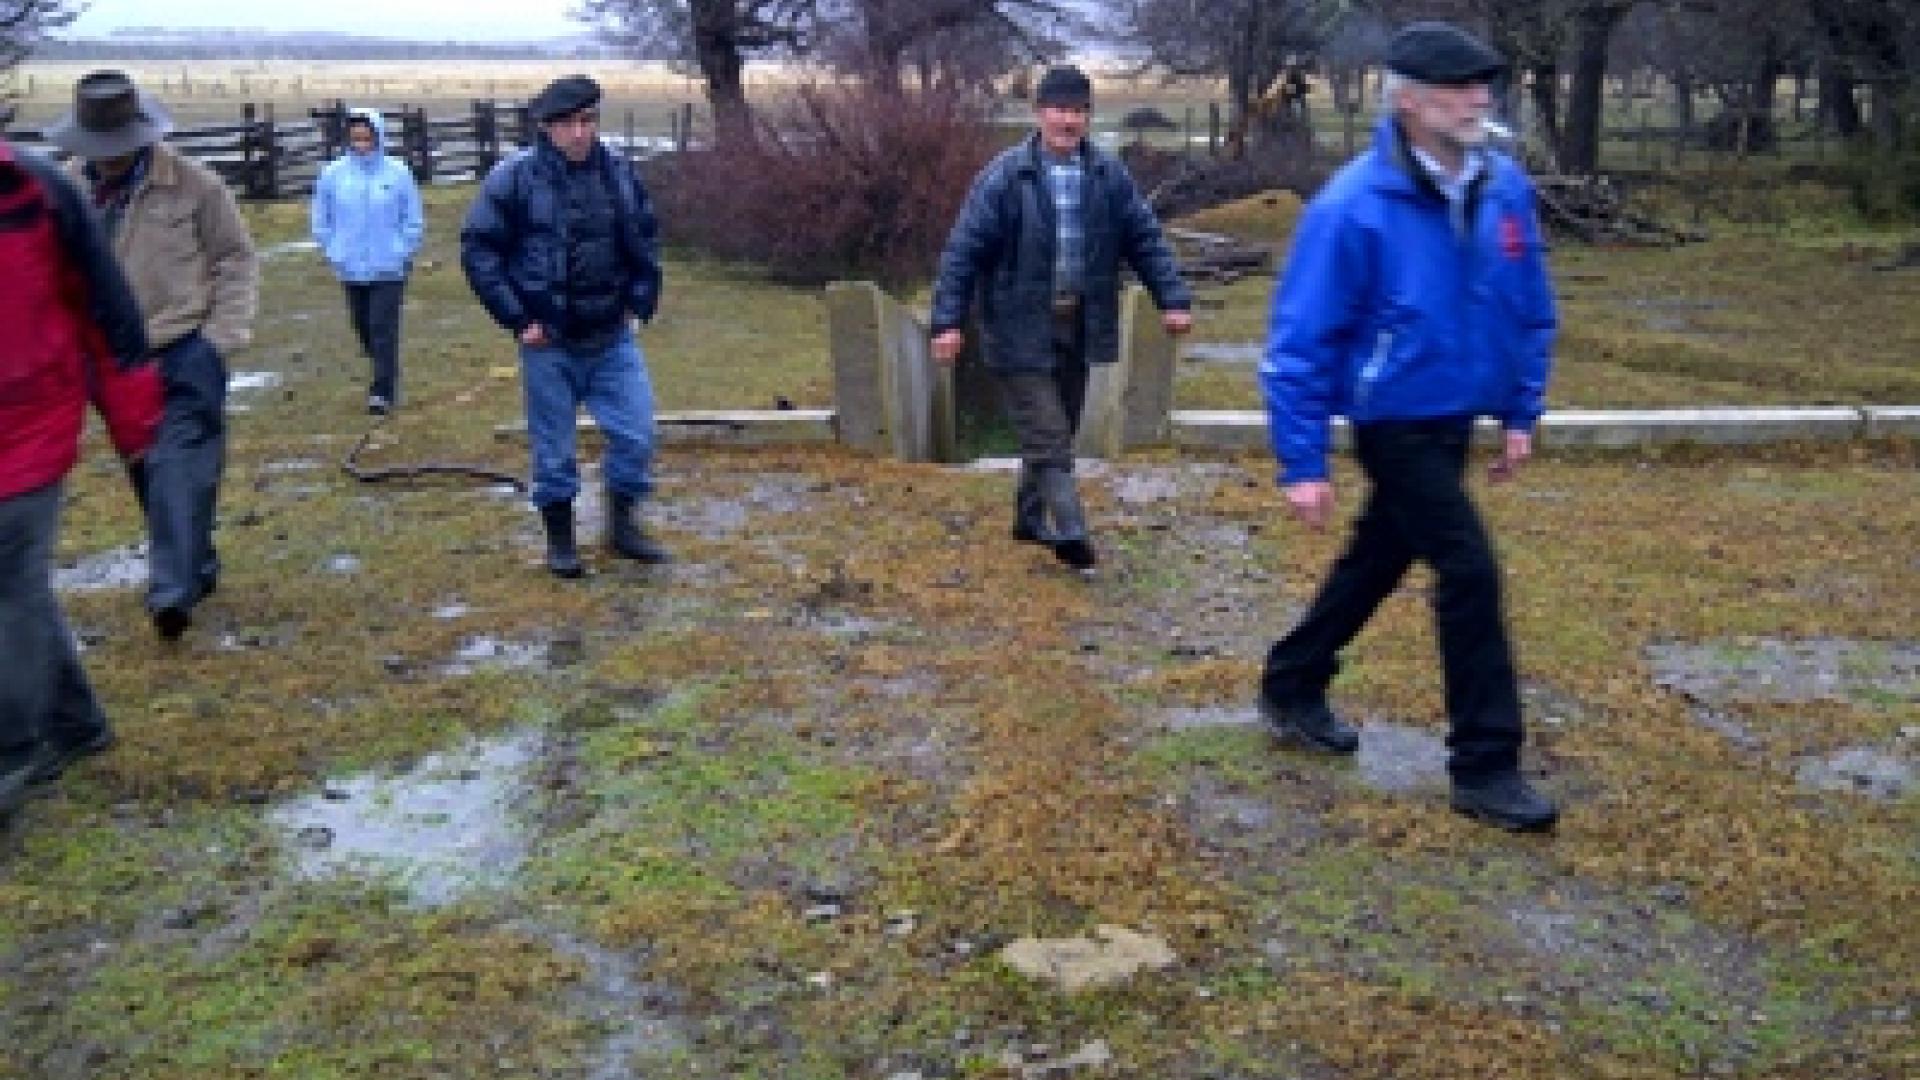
[{"left": 67, "top": 0, "right": 585, "bottom": 42}]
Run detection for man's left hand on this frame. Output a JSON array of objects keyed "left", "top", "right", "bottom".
[
  {"left": 1162, "top": 310, "right": 1194, "bottom": 336},
  {"left": 1488, "top": 430, "right": 1532, "bottom": 482}
]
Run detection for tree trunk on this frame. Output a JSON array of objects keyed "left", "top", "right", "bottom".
[
  {"left": 1527, "top": 64, "right": 1561, "bottom": 155},
  {"left": 690, "top": 0, "right": 751, "bottom": 143},
  {"left": 1870, "top": 81, "right": 1903, "bottom": 151},
  {"left": 1672, "top": 71, "right": 1694, "bottom": 133},
  {"left": 1819, "top": 62, "right": 1861, "bottom": 137},
  {"left": 1559, "top": 3, "right": 1631, "bottom": 175}
]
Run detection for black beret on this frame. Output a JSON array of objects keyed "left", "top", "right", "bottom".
[
  {"left": 1386, "top": 22, "right": 1507, "bottom": 86},
  {"left": 1035, "top": 66, "right": 1092, "bottom": 109},
  {"left": 531, "top": 75, "right": 602, "bottom": 123}
]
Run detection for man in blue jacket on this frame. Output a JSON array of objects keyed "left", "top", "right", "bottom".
[
  {"left": 460, "top": 75, "right": 669, "bottom": 578},
  {"left": 930, "top": 65, "right": 1192, "bottom": 574},
  {"left": 312, "top": 108, "right": 425, "bottom": 415},
  {"left": 1258, "top": 23, "right": 1560, "bottom": 832}
]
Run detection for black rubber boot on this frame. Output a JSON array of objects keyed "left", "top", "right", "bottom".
[
  {"left": 607, "top": 492, "right": 672, "bottom": 564},
  {"left": 1012, "top": 468, "right": 1052, "bottom": 546},
  {"left": 1038, "top": 469, "right": 1096, "bottom": 572},
  {"left": 539, "top": 501, "right": 585, "bottom": 579}
]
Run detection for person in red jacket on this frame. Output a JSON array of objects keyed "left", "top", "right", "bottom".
[{"left": 0, "top": 137, "right": 158, "bottom": 825}]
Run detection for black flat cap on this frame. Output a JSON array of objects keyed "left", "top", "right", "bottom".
[
  {"left": 531, "top": 75, "right": 602, "bottom": 122},
  {"left": 1387, "top": 22, "right": 1507, "bottom": 85},
  {"left": 1035, "top": 65, "right": 1093, "bottom": 109}
]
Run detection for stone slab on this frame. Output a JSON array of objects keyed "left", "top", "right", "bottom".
[
  {"left": 1863, "top": 406, "right": 1920, "bottom": 439},
  {"left": 495, "top": 410, "right": 837, "bottom": 447},
  {"left": 1173, "top": 408, "right": 1875, "bottom": 453}
]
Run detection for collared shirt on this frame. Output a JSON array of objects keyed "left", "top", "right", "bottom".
[
  {"left": 1044, "top": 149, "right": 1085, "bottom": 295},
  {"left": 1411, "top": 145, "right": 1484, "bottom": 238},
  {"left": 84, "top": 147, "right": 152, "bottom": 238}
]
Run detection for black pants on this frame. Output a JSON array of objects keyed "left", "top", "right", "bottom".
[
  {"left": 145, "top": 333, "right": 227, "bottom": 616},
  {"left": 343, "top": 279, "right": 405, "bottom": 403},
  {"left": 1262, "top": 418, "right": 1524, "bottom": 779}
]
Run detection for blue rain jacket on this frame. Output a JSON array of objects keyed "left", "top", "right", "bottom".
[{"left": 311, "top": 108, "right": 425, "bottom": 282}]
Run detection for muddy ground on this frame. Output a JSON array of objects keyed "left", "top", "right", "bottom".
[{"left": 2, "top": 195, "right": 1917, "bottom": 1080}]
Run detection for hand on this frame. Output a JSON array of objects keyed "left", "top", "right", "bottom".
[
  {"left": 1284, "top": 480, "right": 1336, "bottom": 531},
  {"left": 1161, "top": 310, "right": 1194, "bottom": 336},
  {"left": 1488, "top": 430, "right": 1532, "bottom": 483},
  {"left": 518, "top": 322, "right": 550, "bottom": 348},
  {"left": 931, "top": 329, "right": 965, "bottom": 367}
]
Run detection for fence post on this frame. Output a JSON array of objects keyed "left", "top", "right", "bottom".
[
  {"left": 241, "top": 103, "right": 257, "bottom": 199},
  {"left": 474, "top": 99, "right": 496, "bottom": 172},
  {"left": 261, "top": 103, "right": 280, "bottom": 199},
  {"left": 624, "top": 108, "right": 636, "bottom": 163},
  {"left": 413, "top": 105, "right": 435, "bottom": 185},
  {"left": 679, "top": 102, "right": 693, "bottom": 151},
  {"left": 1208, "top": 102, "right": 1220, "bottom": 156}
]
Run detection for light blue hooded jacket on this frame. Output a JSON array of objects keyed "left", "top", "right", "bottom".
[{"left": 311, "top": 108, "right": 425, "bottom": 282}]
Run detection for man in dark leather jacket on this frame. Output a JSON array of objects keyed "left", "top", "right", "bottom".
[
  {"left": 930, "top": 66, "right": 1192, "bottom": 574},
  {"left": 461, "top": 75, "right": 670, "bottom": 578}
]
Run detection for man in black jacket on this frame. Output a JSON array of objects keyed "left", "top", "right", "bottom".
[
  {"left": 460, "top": 75, "right": 669, "bottom": 578},
  {"left": 930, "top": 66, "right": 1192, "bottom": 573}
]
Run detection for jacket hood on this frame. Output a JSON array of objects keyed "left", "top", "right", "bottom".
[{"left": 347, "top": 107, "right": 388, "bottom": 160}]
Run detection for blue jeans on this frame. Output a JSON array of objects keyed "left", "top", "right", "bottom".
[
  {"left": 0, "top": 482, "right": 108, "bottom": 755},
  {"left": 519, "top": 330, "right": 656, "bottom": 508}
]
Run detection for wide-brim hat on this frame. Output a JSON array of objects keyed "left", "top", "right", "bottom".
[{"left": 44, "top": 70, "right": 174, "bottom": 158}]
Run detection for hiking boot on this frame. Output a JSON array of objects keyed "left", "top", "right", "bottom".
[
  {"left": 1451, "top": 771, "right": 1559, "bottom": 833},
  {"left": 1257, "top": 695, "right": 1360, "bottom": 754},
  {"left": 539, "top": 501, "right": 585, "bottom": 579},
  {"left": 28, "top": 727, "right": 115, "bottom": 787},
  {"left": 1052, "top": 536, "right": 1098, "bottom": 573},
  {"left": 152, "top": 605, "right": 192, "bottom": 641},
  {"left": 607, "top": 492, "right": 672, "bottom": 564}
]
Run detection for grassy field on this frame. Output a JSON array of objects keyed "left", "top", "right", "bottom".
[{"left": 0, "top": 176, "right": 1916, "bottom": 1078}]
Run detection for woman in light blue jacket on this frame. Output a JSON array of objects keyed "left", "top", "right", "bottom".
[{"left": 311, "top": 108, "right": 424, "bottom": 415}]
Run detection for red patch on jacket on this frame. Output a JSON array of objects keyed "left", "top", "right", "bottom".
[{"left": 1499, "top": 214, "right": 1526, "bottom": 261}]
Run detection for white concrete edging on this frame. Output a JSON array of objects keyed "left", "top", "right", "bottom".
[
  {"left": 1173, "top": 407, "right": 1905, "bottom": 453},
  {"left": 496, "top": 409, "right": 838, "bottom": 447}
]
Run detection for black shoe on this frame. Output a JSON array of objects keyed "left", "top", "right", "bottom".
[
  {"left": 1012, "top": 521, "right": 1050, "bottom": 546},
  {"left": 368, "top": 394, "right": 391, "bottom": 416},
  {"left": 199, "top": 572, "right": 218, "bottom": 599},
  {"left": 1052, "top": 536, "right": 1098, "bottom": 573},
  {"left": 607, "top": 492, "right": 672, "bottom": 564},
  {"left": 539, "top": 501, "right": 585, "bottom": 579},
  {"left": 1451, "top": 771, "right": 1559, "bottom": 833},
  {"left": 153, "top": 606, "right": 192, "bottom": 641},
  {"left": 28, "top": 728, "right": 115, "bottom": 787},
  {"left": 1257, "top": 695, "right": 1360, "bottom": 754}
]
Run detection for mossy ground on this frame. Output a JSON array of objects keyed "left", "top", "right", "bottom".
[{"left": 1, "top": 185, "right": 1915, "bottom": 1078}]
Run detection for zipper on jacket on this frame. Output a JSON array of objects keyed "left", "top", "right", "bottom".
[{"left": 1356, "top": 329, "right": 1394, "bottom": 411}]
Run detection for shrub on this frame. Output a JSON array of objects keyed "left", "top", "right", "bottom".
[{"left": 651, "top": 84, "right": 999, "bottom": 290}]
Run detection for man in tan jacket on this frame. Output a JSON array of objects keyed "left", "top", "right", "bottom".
[{"left": 50, "top": 71, "right": 258, "bottom": 640}]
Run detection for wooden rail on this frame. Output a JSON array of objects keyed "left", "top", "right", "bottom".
[{"left": 5, "top": 97, "right": 693, "bottom": 200}]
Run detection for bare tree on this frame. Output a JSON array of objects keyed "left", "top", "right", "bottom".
[
  {"left": 574, "top": 0, "right": 814, "bottom": 140},
  {"left": 819, "top": 0, "right": 1075, "bottom": 91},
  {"left": 1121, "top": 0, "right": 1336, "bottom": 140},
  {"left": 3, "top": 0, "right": 83, "bottom": 72}
]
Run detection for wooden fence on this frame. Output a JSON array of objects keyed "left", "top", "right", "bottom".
[{"left": 5, "top": 98, "right": 699, "bottom": 200}]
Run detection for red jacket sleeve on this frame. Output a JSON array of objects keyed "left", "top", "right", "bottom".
[{"left": 84, "top": 327, "right": 164, "bottom": 460}]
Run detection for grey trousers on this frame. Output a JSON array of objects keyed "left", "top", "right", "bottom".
[
  {"left": 0, "top": 482, "right": 107, "bottom": 754},
  {"left": 994, "top": 309, "right": 1091, "bottom": 542},
  {"left": 145, "top": 332, "right": 228, "bottom": 615}
]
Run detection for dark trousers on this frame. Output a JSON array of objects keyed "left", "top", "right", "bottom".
[
  {"left": 1262, "top": 419, "right": 1525, "bottom": 779},
  {"left": 344, "top": 279, "right": 405, "bottom": 403},
  {"left": 145, "top": 332, "right": 227, "bottom": 615},
  {"left": 995, "top": 309, "right": 1090, "bottom": 538},
  {"left": 0, "top": 483, "right": 108, "bottom": 755}
]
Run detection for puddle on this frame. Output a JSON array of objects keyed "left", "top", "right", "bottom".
[
  {"left": 809, "top": 610, "right": 892, "bottom": 638},
  {"left": 1795, "top": 747, "right": 1916, "bottom": 802},
  {"left": 1354, "top": 721, "right": 1449, "bottom": 793},
  {"left": 322, "top": 554, "right": 363, "bottom": 576},
  {"left": 54, "top": 544, "right": 146, "bottom": 592},
  {"left": 270, "top": 729, "right": 542, "bottom": 906},
  {"left": 1163, "top": 705, "right": 1261, "bottom": 731},
  {"left": 1647, "top": 639, "right": 1920, "bottom": 705},
  {"left": 1109, "top": 471, "right": 1188, "bottom": 505},
  {"left": 441, "top": 635, "right": 549, "bottom": 676},
  {"left": 259, "top": 239, "right": 320, "bottom": 260},
  {"left": 261, "top": 458, "right": 325, "bottom": 474},
  {"left": 652, "top": 476, "right": 817, "bottom": 540},
  {"left": 1182, "top": 342, "right": 1264, "bottom": 364},
  {"left": 228, "top": 371, "right": 283, "bottom": 393},
  {"left": 517, "top": 924, "right": 686, "bottom": 1077},
  {"left": 433, "top": 601, "right": 475, "bottom": 621}
]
